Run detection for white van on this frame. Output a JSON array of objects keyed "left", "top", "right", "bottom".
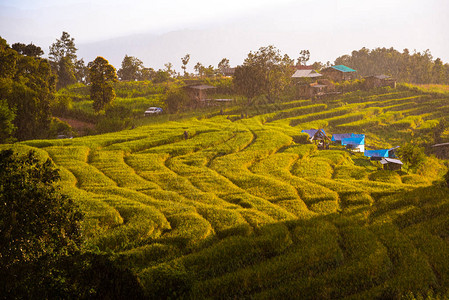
[{"left": 144, "top": 107, "right": 163, "bottom": 116}]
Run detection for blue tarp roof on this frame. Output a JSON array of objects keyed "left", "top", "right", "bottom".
[
  {"left": 364, "top": 149, "right": 389, "bottom": 158},
  {"left": 341, "top": 137, "right": 365, "bottom": 146},
  {"left": 331, "top": 65, "right": 356, "bottom": 73},
  {"left": 331, "top": 133, "right": 352, "bottom": 142},
  {"left": 302, "top": 129, "right": 326, "bottom": 137},
  {"left": 332, "top": 133, "right": 365, "bottom": 142}
]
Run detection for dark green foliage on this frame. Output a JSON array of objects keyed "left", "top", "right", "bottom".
[
  {"left": 0, "top": 150, "right": 83, "bottom": 268},
  {"left": 397, "top": 143, "right": 426, "bottom": 172},
  {"left": 118, "top": 55, "right": 144, "bottom": 81},
  {"left": 164, "top": 86, "right": 191, "bottom": 113},
  {"left": 89, "top": 56, "right": 118, "bottom": 112}
]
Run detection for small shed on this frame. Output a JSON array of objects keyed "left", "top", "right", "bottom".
[
  {"left": 380, "top": 158, "right": 403, "bottom": 171},
  {"left": 364, "top": 74, "right": 396, "bottom": 89},
  {"left": 321, "top": 65, "right": 356, "bottom": 82},
  {"left": 185, "top": 85, "right": 216, "bottom": 103},
  {"left": 431, "top": 142, "right": 449, "bottom": 159},
  {"left": 302, "top": 129, "right": 331, "bottom": 149}
]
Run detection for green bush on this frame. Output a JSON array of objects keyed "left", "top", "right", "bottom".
[{"left": 139, "top": 261, "right": 193, "bottom": 299}]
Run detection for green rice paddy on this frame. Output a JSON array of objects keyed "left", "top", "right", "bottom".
[{"left": 3, "top": 85, "right": 449, "bottom": 298}]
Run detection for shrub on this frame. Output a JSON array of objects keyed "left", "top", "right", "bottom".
[
  {"left": 397, "top": 143, "right": 426, "bottom": 172},
  {"left": 445, "top": 169, "right": 449, "bottom": 188},
  {"left": 140, "top": 261, "right": 193, "bottom": 299},
  {"left": 165, "top": 86, "right": 191, "bottom": 113}
]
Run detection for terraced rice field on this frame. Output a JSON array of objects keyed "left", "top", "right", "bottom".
[{"left": 4, "top": 87, "right": 449, "bottom": 298}]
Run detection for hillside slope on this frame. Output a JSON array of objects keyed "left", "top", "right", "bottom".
[{"left": 4, "top": 87, "right": 449, "bottom": 298}]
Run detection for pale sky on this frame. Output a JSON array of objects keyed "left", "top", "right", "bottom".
[{"left": 1, "top": 0, "right": 448, "bottom": 70}]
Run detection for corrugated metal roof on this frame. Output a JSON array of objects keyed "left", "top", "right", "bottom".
[
  {"left": 292, "top": 69, "right": 322, "bottom": 78},
  {"left": 380, "top": 158, "right": 403, "bottom": 165},
  {"left": 432, "top": 142, "right": 449, "bottom": 147},
  {"left": 341, "top": 137, "right": 365, "bottom": 146},
  {"left": 331, "top": 65, "right": 356, "bottom": 73},
  {"left": 364, "top": 149, "right": 389, "bottom": 158}
]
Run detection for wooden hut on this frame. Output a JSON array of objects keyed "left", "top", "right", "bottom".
[
  {"left": 185, "top": 84, "right": 216, "bottom": 103},
  {"left": 302, "top": 129, "right": 331, "bottom": 149},
  {"left": 431, "top": 142, "right": 449, "bottom": 159},
  {"left": 380, "top": 158, "right": 403, "bottom": 171},
  {"left": 321, "top": 65, "right": 356, "bottom": 82},
  {"left": 364, "top": 75, "right": 396, "bottom": 89}
]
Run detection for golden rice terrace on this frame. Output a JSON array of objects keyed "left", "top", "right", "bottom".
[{"left": 4, "top": 87, "right": 449, "bottom": 299}]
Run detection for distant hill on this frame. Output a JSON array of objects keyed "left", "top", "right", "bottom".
[{"left": 76, "top": 28, "right": 255, "bottom": 72}]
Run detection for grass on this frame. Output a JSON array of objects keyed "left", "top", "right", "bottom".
[{"left": 7, "top": 84, "right": 449, "bottom": 298}]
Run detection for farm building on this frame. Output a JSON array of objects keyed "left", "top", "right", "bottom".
[
  {"left": 185, "top": 84, "right": 216, "bottom": 103},
  {"left": 332, "top": 133, "right": 365, "bottom": 152},
  {"left": 292, "top": 68, "right": 335, "bottom": 98},
  {"left": 380, "top": 158, "right": 403, "bottom": 171},
  {"left": 302, "top": 129, "right": 331, "bottom": 149},
  {"left": 431, "top": 142, "right": 449, "bottom": 159},
  {"left": 364, "top": 74, "right": 397, "bottom": 89},
  {"left": 321, "top": 65, "right": 356, "bottom": 82},
  {"left": 221, "top": 67, "right": 235, "bottom": 77},
  {"left": 364, "top": 146, "right": 399, "bottom": 160}
]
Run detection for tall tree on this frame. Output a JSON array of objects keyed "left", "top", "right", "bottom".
[
  {"left": 296, "top": 50, "right": 310, "bottom": 66},
  {"left": 234, "top": 45, "right": 294, "bottom": 102},
  {"left": 194, "top": 62, "right": 204, "bottom": 78},
  {"left": 11, "top": 43, "right": 44, "bottom": 57},
  {"left": 49, "top": 32, "right": 78, "bottom": 89},
  {"left": 117, "top": 55, "right": 144, "bottom": 81},
  {"left": 89, "top": 56, "right": 118, "bottom": 112},
  {"left": 218, "top": 58, "right": 230, "bottom": 75},
  {"left": 181, "top": 54, "right": 190, "bottom": 77}
]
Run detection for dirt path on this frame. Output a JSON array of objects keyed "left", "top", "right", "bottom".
[{"left": 57, "top": 117, "right": 95, "bottom": 135}]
